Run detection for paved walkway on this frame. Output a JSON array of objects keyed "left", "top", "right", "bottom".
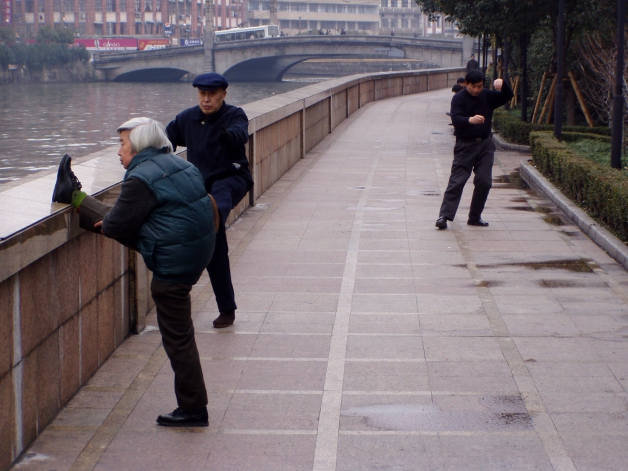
[{"left": 13, "top": 89, "right": 628, "bottom": 471}]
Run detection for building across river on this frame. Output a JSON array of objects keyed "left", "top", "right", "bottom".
[{"left": 2, "top": 0, "right": 457, "bottom": 44}]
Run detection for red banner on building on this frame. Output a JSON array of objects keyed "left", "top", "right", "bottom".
[
  {"left": 138, "top": 38, "right": 170, "bottom": 50},
  {"left": 73, "top": 38, "right": 138, "bottom": 51},
  {"left": 2, "top": 0, "right": 11, "bottom": 25}
]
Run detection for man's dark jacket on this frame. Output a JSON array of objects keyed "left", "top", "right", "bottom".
[
  {"left": 166, "top": 102, "right": 253, "bottom": 192},
  {"left": 111, "top": 147, "right": 215, "bottom": 285},
  {"left": 450, "top": 81, "right": 513, "bottom": 140}
]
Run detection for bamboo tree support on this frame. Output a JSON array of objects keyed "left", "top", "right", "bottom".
[
  {"left": 545, "top": 82, "right": 556, "bottom": 125},
  {"left": 568, "top": 71, "right": 595, "bottom": 127},
  {"left": 510, "top": 76, "right": 520, "bottom": 107},
  {"left": 531, "top": 71, "right": 548, "bottom": 124},
  {"left": 537, "top": 74, "right": 557, "bottom": 124}
]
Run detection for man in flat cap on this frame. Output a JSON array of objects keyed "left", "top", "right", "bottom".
[{"left": 166, "top": 73, "right": 253, "bottom": 329}]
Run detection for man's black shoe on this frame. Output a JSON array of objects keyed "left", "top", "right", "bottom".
[
  {"left": 157, "top": 407, "right": 208, "bottom": 427},
  {"left": 52, "top": 154, "right": 82, "bottom": 204},
  {"left": 467, "top": 218, "right": 489, "bottom": 227},
  {"left": 213, "top": 310, "right": 235, "bottom": 328},
  {"left": 435, "top": 217, "right": 448, "bottom": 230}
]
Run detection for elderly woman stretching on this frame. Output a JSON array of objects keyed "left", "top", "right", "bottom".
[{"left": 52, "top": 117, "right": 216, "bottom": 427}]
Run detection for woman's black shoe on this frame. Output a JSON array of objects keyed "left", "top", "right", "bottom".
[{"left": 52, "top": 154, "right": 82, "bottom": 204}]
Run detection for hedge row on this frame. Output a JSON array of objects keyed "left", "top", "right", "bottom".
[
  {"left": 530, "top": 131, "right": 628, "bottom": 241},
  {"left": 493, "top": 109, "right": 611, "bottom": 145}
]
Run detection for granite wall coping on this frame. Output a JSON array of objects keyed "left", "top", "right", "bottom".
[{"left": 0, "top": 67, "right": 463, "bottom": 284}]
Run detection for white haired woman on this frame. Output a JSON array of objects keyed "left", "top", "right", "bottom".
[{"left": 52, "top": 117, "right": 217, "bottom": 427}]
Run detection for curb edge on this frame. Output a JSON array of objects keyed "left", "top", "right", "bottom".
[{"left": 519, "top": 159, "right": 628, "bottom": 271}]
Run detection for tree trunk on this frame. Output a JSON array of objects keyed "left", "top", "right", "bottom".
[
  {"left": 482, "top": 34, "right": 489, "bottom": 73},
  {"left": 521, "top": 33, "right": 528, "bottom": 122},
  {"left": 566, "top": 86, "right": 576, "bottom": 125},
  {"left": 492, "top": 36, "right": 498, "bottom": 83},
  {"left": 504, "top": 39, "right": 510, "bottom": 110}
]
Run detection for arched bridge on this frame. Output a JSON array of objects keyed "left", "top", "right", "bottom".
[{"left": 92, "top": 35, "right": 466, "bottom": 82}]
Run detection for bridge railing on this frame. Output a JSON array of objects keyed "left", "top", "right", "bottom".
[{"left": 0, "top": 66, "right": 462, "bottom": 471}]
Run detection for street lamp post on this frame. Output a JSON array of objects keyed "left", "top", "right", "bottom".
[
  {"left": 554, "top": 0, "right": 565, "bottom": 140},
  {"left": 611, "top": 0, "right": 626, "bottom": 169}
]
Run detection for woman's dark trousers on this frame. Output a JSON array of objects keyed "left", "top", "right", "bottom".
[{"left": 151, "top": 279, "right": 208, "bottom": 411}]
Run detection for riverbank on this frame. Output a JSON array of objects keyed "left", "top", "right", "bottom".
[{"left": 0, "top": 60, "right": 96, "bottom": 83}]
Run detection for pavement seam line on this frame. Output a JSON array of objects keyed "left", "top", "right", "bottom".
[
  {"left": 430, "top": 121, "right": 578, "bottom": 471},
  {"left": 68, "top": 346, "right": 168, "bottom": 471},
  {"left": 443, "top": 162, "right": 577, "bottom": 470},
  {"left": 227, "top": 102, "right": 375, "bottom": 267},
  {"left": 312, "top": 155, "right": 381, "bottom": 471}
]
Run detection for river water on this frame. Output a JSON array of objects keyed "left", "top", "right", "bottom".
[{"left": 0, "top": 80, "right": 314, "bottom": 184}]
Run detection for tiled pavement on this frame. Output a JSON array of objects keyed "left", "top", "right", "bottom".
[{"left": 12, "top": 89, "right": 628, "bottom": 471}]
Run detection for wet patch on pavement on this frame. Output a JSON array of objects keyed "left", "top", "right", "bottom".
[
  {"left": 543, "top": 215, "right": 566, "bottom": 226},
  {"left": 505, "top": 206, "right": 536, "bottom": 212},
  {"left": 538, "top": 279, "right": 607, "bottom": 288},
  {"left": 341, "top": 395, "right": 532, "bottom": 432},
  {"left": 477, "top": 259, "right": 594, "bottom": 273},
  {"left": 493, "top": 171, "right": 529, "bottom": 190},
  {"left": 475, "top": 280, "right": 504, "bottom": 288}
]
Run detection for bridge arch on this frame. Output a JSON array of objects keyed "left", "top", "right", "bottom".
[{"left": 223, "top": 55, "right": 328, "bottom": 82}]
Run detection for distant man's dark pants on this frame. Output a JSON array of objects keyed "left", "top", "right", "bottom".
[
  {"left": 207, "top": 174, "right": 251, "bottom": 313},
  {"left": 439, "top": 137, "right": 495, "bottom": 222},
  {"left": 78, "top": 196, "right": 208, "bottom": 411}
]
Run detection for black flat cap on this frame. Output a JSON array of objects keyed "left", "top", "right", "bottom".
[{"left": 193, "top": 73, "right": 229, "bottom": 90}]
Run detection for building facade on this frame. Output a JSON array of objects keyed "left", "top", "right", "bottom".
[
  {"left": 246, "top": 0, "right": 456, "bottom": 36},
  {"left": 379, "top": 0, "right": 457, "bottom": 36},
  {"left": 4, "top": 0, "right": 246, "bottom": 40},
  {"left": 247, "top": 0, "right": 380, "bottom": 34},
  {"left": 3, "top": 0, "right": 454, "bottom": 41}
]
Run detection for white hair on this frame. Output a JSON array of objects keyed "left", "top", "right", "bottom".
[{"left": 116, "top": 117, "right": 173, "bottom": 154}]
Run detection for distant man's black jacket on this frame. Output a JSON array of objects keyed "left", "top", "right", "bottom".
[
  {"left": 166, "top": 102, "right": 253, "bottom": 192},
  {"left": 450, "top": 81, "right": 514, "bottom": 140},
  {"left": 466, "top": 59, "right": 479, "bottom": 72}
]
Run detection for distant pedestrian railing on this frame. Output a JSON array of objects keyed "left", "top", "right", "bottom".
[{"left": 0, "top": 66, "right": 463, "bottom": 471}]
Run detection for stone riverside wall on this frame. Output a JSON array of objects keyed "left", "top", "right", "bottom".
[
  {"left": 0, "top": 67, "right": 463, "bottom": 471},
  {"left": 0, "top": 61, "right": 96, "bottom": 83}
]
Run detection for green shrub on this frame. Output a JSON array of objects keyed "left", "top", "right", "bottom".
[
  {"left": 530, "top": 131, "right": 628, "bottom": 241},
  {"left": 0, "top": 44, "right": 15, "bottom": 69},
  {"left": 562, "top": 132, "right": 614, "bottom": 167},
  {"left": 4, "top": 42, "right": 89, "bottom": 71},
  {"left": 493, "top": 109, "right": 611, "bottom": 145}
]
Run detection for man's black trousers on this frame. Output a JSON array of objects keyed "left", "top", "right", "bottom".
[
  {"left": 438, "top": 137, "right": 496, "bottom": 222},
  {"left": 208, "top": 174, "right": 251, "bottom": 313},
  {"left": 77, "top": 196, "right": 208, "bottom": 411}
]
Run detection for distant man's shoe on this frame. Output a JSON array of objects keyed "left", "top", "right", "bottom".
[
  {"left": 435, "top": 217, "right": 448, "bottom": 230},
  {"left": 445, "top": 111, "right": 451, "bottom": 116},
  {"left": 52, "top": 154, "right": 82, "bottom": 204},
  {"left": 157, "top": 407, "right": 208, "bottom": 427},
  {"left": 213, "top": 310, "right": 235, "bottom": 328},
  {"left": 467, "top": 218, "right": 489, "bottom": 227}
]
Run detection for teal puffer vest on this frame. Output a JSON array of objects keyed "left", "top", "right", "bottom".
[{"left": 125, "top": 147, "right": 215, "bottom": 284}]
